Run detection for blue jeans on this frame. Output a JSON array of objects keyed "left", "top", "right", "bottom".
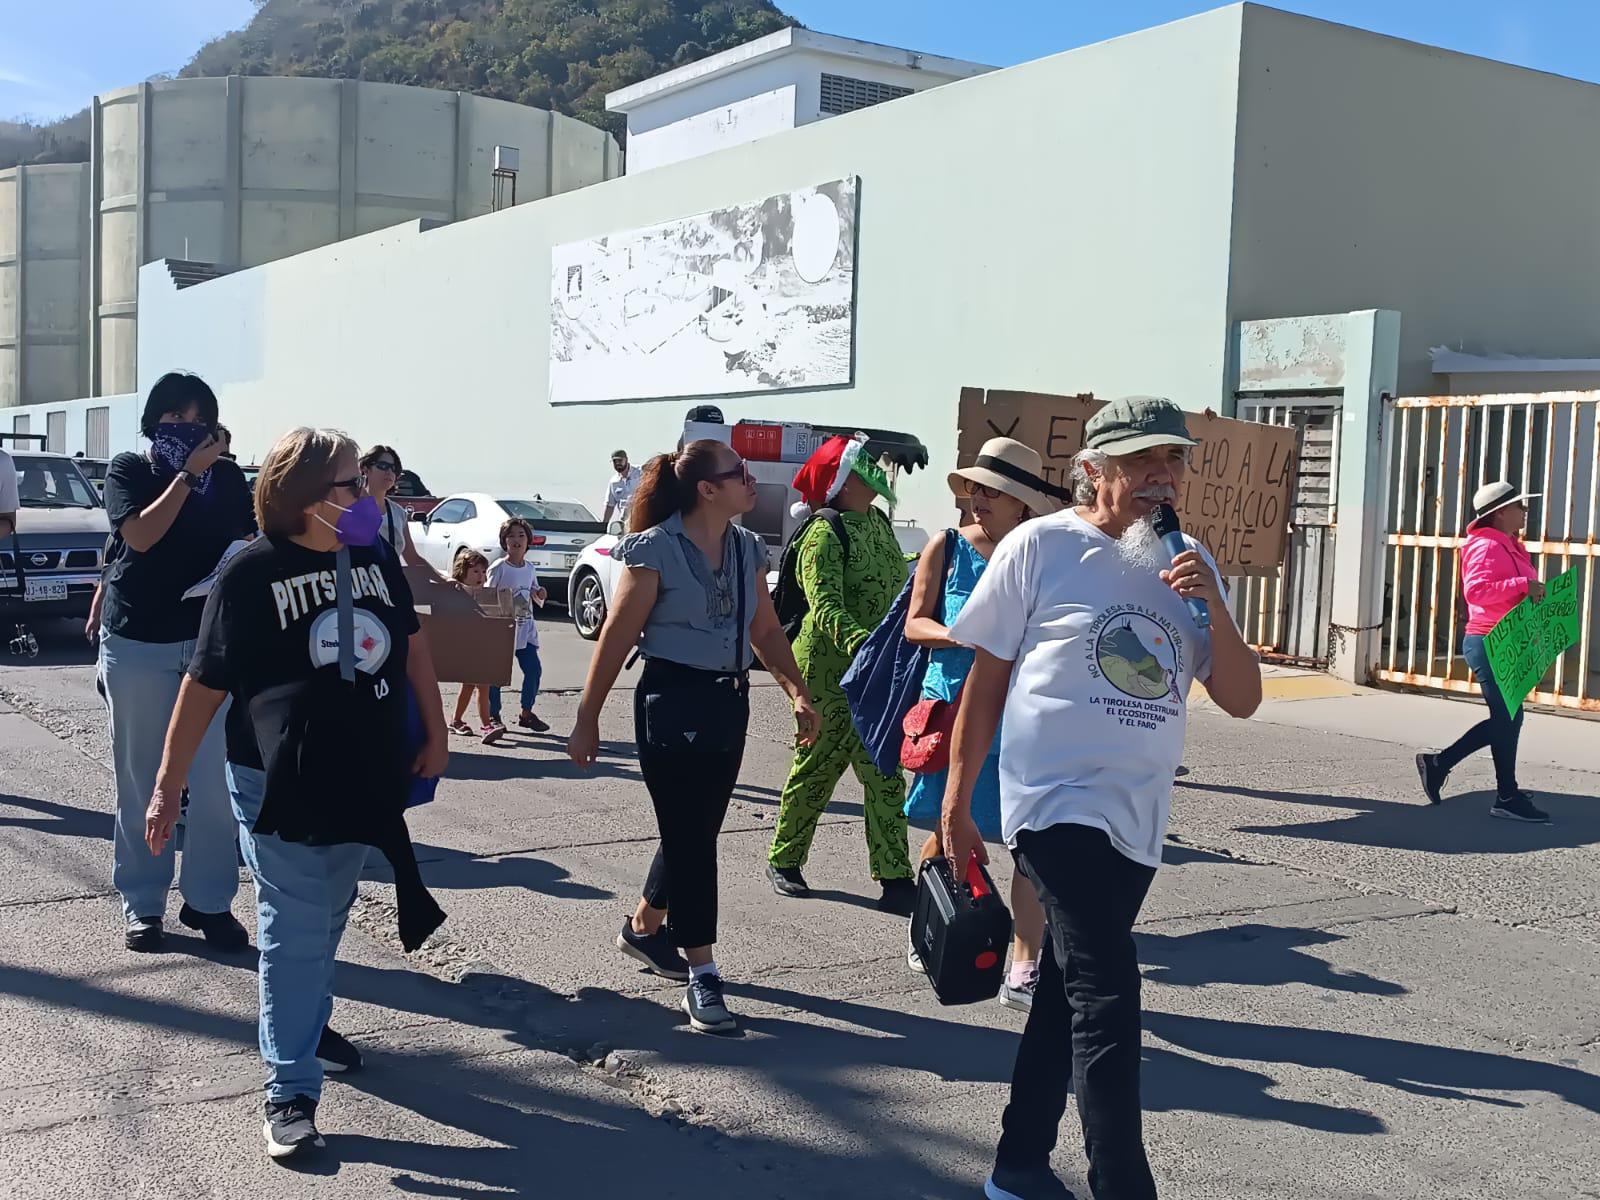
[
  {"left": 1438, "top": 634, "right": 1524, "bottom": 797},
  {"left": 228, "top": 763, "right": 368, "bottom": 1103},
  {"left": 488, "top": 643, "right": 542, "bottom": 719},
  {"left": 99, "top": 631, "right": 238, "bottom": 922}
]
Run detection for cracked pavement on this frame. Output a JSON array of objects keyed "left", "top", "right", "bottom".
[{"left": 0, "top": 621, "right": 1597, "bottom": 1198}]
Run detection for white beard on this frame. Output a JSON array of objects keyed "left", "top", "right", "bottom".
[{"left": 1116, "top": 514, "right": 1164, "bottom": 572}]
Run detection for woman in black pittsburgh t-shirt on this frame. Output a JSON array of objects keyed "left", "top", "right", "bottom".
[
  {"left": 148, "top": 426, "right": 448, "bottom": 1161},
  {"left": 98, "top": 372, "right": 256, "bottom": 954}
]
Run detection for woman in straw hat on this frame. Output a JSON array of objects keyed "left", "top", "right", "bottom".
[
  {"left": 1416, "top": 480, "right": 1549, "bottom": 823},
  {"left": 902, "top": 437, "right": 1064, "bottom": 1011}
]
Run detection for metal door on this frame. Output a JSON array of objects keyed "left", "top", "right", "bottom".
[{"left": 1232, "top": 401, "right": 1340, "bottom": 665}]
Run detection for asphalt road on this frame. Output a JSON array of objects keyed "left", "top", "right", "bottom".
[{"left": 0, "top": 617, "right": 1597, "bottom": 1199}]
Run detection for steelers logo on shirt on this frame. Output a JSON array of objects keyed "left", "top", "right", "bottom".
[
  {"left": 308, "top": 608, "right": 392, "bottom": 675},
  {"left": 1092, "top": 610, "right": 1181, "bottom": 702}
]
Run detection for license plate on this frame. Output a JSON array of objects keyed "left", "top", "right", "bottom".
[
  {"left": 563, "top": 553, "right": 579, "bottom": 569},
  {"left": 25, "top": 579, "right": 67, "bottom": 602}
]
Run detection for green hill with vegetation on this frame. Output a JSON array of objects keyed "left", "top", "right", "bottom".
[
  {"left": 2, "top": 0, "right": 794, "bottom": 168},
  {"left": 185, "top": 0, "right": 794, "bottom": 135}
]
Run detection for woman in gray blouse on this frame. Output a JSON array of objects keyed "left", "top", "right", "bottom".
[{"left": 568, "top": 439, "right": 818, "bottom": 1035}]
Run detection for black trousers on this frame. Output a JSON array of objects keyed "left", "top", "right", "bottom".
[
  {"left": 1000, "top": 823, "right": 1158, "bottom": 1199},
  {"left": 1437, "top": 634, "right": 1523, "bottom": 797},
  {"left": 634, "top": 659, "right": 749, "bottom": 950}
]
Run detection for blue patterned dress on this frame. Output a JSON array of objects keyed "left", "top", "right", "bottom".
[{"left": 903, "top": 533, "right": 1004, "bottom": 839}]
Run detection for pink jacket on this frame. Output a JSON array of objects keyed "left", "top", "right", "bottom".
[{"left": 1460, "top": 525, "right": 1535, "bottom": 636}]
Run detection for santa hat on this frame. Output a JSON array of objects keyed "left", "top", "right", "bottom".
[{"left": 789, "top": 433, "right": 896, "bottom": 520}]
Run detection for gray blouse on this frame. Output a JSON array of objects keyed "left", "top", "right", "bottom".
[{"left": 614, "top": 513, "right": 764, "bottom": 672}]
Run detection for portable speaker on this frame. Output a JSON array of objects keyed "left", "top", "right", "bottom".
[{"left": 911, "top": 854, "right": 1014, "bottom": 1006}]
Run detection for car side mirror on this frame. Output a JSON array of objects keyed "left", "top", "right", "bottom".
[
  {"left": 410, "top": 510, "right": 426, "bottom": 523},
  {"left": 607, "top": 520, "right": 624, "bottom": 536}
]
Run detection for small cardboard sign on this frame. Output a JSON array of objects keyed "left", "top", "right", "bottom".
[
  {"left": 404, "top": 566, "right": 515, "bottom": 687},
  {"left": 957, "top": 387, "right": 1298, "bottom": 574},
  {"left": 1483, "top": 567, "right": 1582, "bottom": 714}
]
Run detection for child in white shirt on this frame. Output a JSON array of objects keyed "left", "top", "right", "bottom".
[{"left": 487, "top": 518, "right": 549, "bottom": 734}]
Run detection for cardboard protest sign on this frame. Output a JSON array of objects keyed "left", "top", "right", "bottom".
[
  {"left": 1484, "top": 567, "right": 1582, "bottom": 714},
  {"left": 957, "top": 388, "right": 1297, "bottom": 574},
  {"left": 404, "top": 565, "right": 515, "bottom": 686}
]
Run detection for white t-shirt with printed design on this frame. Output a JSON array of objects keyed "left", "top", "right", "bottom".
[
  {"left": 948, "top": 509, "right": 1215, "bottom": 867},
  {"left": 487, "top": 557, "right": 541, "bottom": 650}
]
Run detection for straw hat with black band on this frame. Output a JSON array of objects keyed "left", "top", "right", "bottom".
[
  {"left": 1466, "top": 480, "right": 1539, "bottom": 531},
  {"left": 949, "top": 437, "right": 1070, "bottom": 515}
]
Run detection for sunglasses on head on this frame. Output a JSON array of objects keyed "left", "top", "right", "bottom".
[{"left": 962, "top": 479, "right": 1005, "bottom": 500}]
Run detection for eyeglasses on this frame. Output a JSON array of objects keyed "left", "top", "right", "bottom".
[
  {"left": 328, "top": 475, "right": 365, "bottom": 495},
  {"left": 707, "top": 459, "right": 753, "bottom": 485},
  {"left": 367, "top": 460, "right": 398, "bottom": 473},
  {"left": 962, "top": 479, "right": 1004, "bottom": 500}
]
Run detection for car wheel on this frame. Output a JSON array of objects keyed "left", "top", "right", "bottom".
[{"left": 572, "top": 571, "right": 606, "bottom": 641}]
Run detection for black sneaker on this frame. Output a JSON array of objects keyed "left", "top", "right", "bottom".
[
  {"left": 125, "top": 916, "right": 163, "bottom": 952},
  {"left": 766, "top": 862, "right": 810, "bottom": 898},
  {"left": 985, "top": 1163, "right": 1079, "bottom": 1200},
  {"left": 1416, "top": 752, "right": 1447, "bottom": 805},
  {"left": 316, "top": 1026, "right": 363, "bottom": 1074},
  {"left": 682, "top": 972, "right": 737, "bottom": 1034},
  {"left": 518, "top": 711, "right": 551, "bottom": 733},
  {"left": 179, "top": 903, "right": 250, "bottom": 951},
  {"left": 263, "top": 1095, "right": 324, "bottom": 1160},
  {"left": 877, "top": 877, "right": 917, "bottom": 916},
  {"left": 615, "top": 920, "right": 690, "bottom": 981},
  {"left": 1491, "top": 792, "right": 1550, "bottom": 823}
]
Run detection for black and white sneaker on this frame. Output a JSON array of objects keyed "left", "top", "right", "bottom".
[
  {"left": 984, "top": 1162, "right": 1079, "bottom": 1199},
  {"left": 178, "top": 903, "right": 250, "bottom": 951},
  {"left": 1491, "top": 792, "right": 1551, "bottom": 823},
  {"left": 998, "top": 974, "right": 1037, "bottom": 1013},
  {"left": 316, "top": 1026, "right": 363, "bottom": 1074},
  {"left": 766, "top": 862, "right": 810, "bottom": 898},
  {"left": 1416, "top": 752, "right": 1447, "bottom": 805},
  {"left": 615, "top": 920, "right": 690, "bottom": 981},
  {"left": 263, "top": 1095, "right": 324, "bottom": 1160},
  {"left": 907, "top": 924, "right": 926, "bottom": 974},
  {"left": 682, "top": 973, "right": 738, "bottom": 1034},
  {"left": 124, "top": 916, "right": 163, "bottom": 953}
]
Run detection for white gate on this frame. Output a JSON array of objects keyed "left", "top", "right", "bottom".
[
  {"left": 1376, "top": 392, "right": 1599, "bottom": 712},
  {"left": 1232, "top": 400, "right": 1340, "bottom": 665}
]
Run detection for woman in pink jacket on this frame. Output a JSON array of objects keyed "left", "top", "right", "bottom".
[{"left": 1416, "top": 481, "right": 1549, "bottom": 823}]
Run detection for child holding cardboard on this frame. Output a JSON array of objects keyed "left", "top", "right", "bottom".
[
  {"left": 487, "top": 518, "right": 549, "bottom": 733},
  {"left": 446, "top": 549, "right": 497, "bottom": 739}
]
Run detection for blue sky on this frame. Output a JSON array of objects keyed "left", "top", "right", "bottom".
[{"left": 4, "top": 1, "right": 1597, "bottom": 122}]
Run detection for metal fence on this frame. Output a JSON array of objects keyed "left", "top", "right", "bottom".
[
  {"left": 1231, "top": 401, "right": 1339, "bottom": 665},
  {"left": 1375, "top": 391, "right": 1600, "bottom": 711}
]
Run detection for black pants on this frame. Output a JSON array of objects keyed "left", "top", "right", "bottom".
[
  {"left": 1000, "top": 823, "right": 1158, "bottom": 1199},
  {"left": 635, "top": 659, "right": 749, "bottom": 950},
  {"left": 1437, "top": 634, "right": 1523, "bottom": 797}
]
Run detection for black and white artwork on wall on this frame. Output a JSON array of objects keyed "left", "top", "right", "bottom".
[{"left": 549, "top": 177, "right": 858, "bottom": 405}]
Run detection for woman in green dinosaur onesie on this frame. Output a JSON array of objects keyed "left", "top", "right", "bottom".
[{"left": 766, "top": 434, "right": 916, "bottom": 914}]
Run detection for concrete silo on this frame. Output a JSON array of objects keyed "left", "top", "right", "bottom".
[
  {"left": 91, "top": 77, "right": 622, "bottom": 397},
  {"left": 0, "top": 163, "right": 92, "bottom": 408}
]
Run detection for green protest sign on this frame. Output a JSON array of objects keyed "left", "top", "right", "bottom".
[{"left": 1483, "top": 568, "right": 1582, "bottom": 714}]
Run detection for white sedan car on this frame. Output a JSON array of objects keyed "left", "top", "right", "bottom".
[{"left": 411, "top": 494, "right": 604, "bottom": 606}]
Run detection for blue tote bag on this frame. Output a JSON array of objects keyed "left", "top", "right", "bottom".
[{"left": 841, "top": 529, "right": 955, "bottom": 777}]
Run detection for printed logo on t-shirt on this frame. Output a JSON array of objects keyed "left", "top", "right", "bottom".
[
  {"left": 307, "top": 608, "right": 393, "bottom": 675},
  {"left": 1086, "top": 605, "right": 1186, "bottom": 730}
]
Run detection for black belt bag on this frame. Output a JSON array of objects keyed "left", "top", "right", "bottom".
[{"left": 639, "top": 673, "right": 749, "bottom": 755}]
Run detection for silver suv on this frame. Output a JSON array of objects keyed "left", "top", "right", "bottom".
[{"left": 1, "top": 453, "right": 112, "bottom": 621}]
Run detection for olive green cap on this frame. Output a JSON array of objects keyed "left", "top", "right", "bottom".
[{"left": 1083, "top": 396, "right": 1197, "bottom": 456}]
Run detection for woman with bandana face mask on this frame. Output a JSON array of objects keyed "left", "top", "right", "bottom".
[{"left": 99, "top": 372, "right": 257, "bottom": 954}]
